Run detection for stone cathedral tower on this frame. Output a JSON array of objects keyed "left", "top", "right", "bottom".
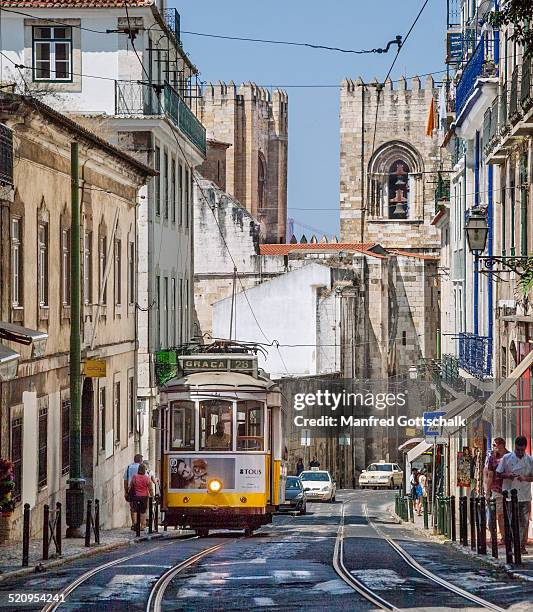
[
  {"left": 340, "top": 75, "right": 441, "bottom": 253},
  {"left": 197, "top": 82, "right": 288, "bottom": 244}
]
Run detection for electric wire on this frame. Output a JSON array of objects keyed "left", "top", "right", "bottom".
[{"left": 120, "top": 2, "right": 291, "bottom": 373}]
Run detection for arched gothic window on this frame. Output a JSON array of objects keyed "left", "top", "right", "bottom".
[
  {"left": 388, "top": 161, "right": 409, "bottom": 219},
  {"left": 367, "top": 141, "right": 423, "bottom": 221}
]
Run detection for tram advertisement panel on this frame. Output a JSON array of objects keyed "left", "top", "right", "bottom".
[{"left": 168, "top": 455, "right": 265, "bottom": 492}]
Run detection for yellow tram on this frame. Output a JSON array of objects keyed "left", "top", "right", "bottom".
[{"left": 155, "top": 345, "right": 286, "bottom": 536}]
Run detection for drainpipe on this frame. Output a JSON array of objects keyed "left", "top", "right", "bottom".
[
  {"left": 488, "top": 165, "right": 494, "bottom": 374},
  {"left": 473, "top": 132, "right": 480, "bottom": 336}
]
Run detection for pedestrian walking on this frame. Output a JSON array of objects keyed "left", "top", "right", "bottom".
[
  {"left": 496, "top": 435, "right": 533, "bottom": 555},
  {"left": 128, "top": 463, "right": 155, "bottom": 531},
  {"left": 484, "top": 437, "right": 509, "bottom": 544},
  {"left": 143, "top": 460, "right": 159, "bottom": 496},
  {"left": 417, "top": 470, "right": 428, "bottom": 516},
  {"left": 410, "top": 468, "right": 419, "bottom": 506},
  {"left": 309, "top": 456, "right": 320, "bottom": 468},
  {"left": 296, "top": 458, "right": 304, "bottom": 476},
  {"left": 124, "top": 453, "right": 143, "bottom": 529}
]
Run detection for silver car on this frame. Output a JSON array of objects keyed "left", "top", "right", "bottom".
[{"left": 299, "top": 470, "right": 336, "bottom": 502}]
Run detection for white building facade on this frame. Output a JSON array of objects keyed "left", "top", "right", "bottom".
[{"left": 0, "top": 1, "right": 205, "bottom": 467}]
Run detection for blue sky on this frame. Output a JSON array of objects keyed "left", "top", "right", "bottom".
[{"left": 174, "top": 0, "right": 446, "bottom": 239}]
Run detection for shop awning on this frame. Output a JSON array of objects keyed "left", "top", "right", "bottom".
[
  {"left": 398, "top": 437, "right": 424, "bottom": 452},
  {"left": 0, "top": 321, "right": 48, "bottom": 357},
  {"left": 407, "top": 440, "right": 432, "bottom": 464},
  {"left": 0, "top": 344, "right": 20, "bottom": 381},
  {"left": 484, "top": 349, "right": 533, "bottom": 413},
  {"left": 441, "top": 400, "right": 484, "bottom": 436}
]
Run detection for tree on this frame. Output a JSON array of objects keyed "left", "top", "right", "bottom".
[{"left": 489, "top": 1, "right": 533, "bottom": 56}]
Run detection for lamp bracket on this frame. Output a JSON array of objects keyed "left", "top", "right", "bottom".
[{"left": 476, "top": 255, "right": 531, "bottom": 276}]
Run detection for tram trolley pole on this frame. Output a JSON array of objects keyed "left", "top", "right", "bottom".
[
  {"left": 469, "top": 495, "right": 476, "bottom": 551},
  {"left": 510, "top": 489, "right": 522, "bottom": 565},
  {"left": 502, "top": 490, "right": 513, "bottom": 564},
  {"left": 489, "top": 498, "right": 498, "bottom": 559}
]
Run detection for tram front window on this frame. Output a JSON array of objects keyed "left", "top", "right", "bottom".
[
  {"left": 170, "top": 401, "right": 195, "bottom": 450},
  {"left": 237, "top": 401, "right": 264, "bottom": 450},
  {"left": 200, "top": 400, "right": 233, "bottom": 451}
]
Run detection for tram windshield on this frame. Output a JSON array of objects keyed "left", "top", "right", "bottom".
[
  {"left": 170, "top": 401, "right": 195, "bottom": 450},
  {"left": 237, "top": 401, "right": 264, "bottom": 451},
  {"left": 200, "top": 399, "right": 233, "bottom": 450}
]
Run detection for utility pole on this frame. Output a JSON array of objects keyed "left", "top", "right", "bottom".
[{"left": 66, "top": 141, "right": 85, "bottom": 537}]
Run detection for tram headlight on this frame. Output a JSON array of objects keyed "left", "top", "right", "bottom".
[{"left": 208, "top": 478, "right": 223, "bottom": 493}]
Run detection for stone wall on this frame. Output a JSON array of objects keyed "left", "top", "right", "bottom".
[
  {"left": 340, "top": 75, "right": 441, "bottom": 252},
  {"left": 197, "top": 82, "right": 288, "bottom": 243}
]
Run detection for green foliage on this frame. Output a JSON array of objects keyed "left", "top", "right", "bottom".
[
  {"left": 517, "top": 257, "right": 533, "bottom": 296},
  {"left": 489, "top": 1, "right": 533, "bottom": 57}
]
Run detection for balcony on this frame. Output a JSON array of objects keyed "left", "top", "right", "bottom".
[
  {"left": 458, "top": 332, "right": 492, "bottom": 379},
  {"left": 452, "top": 136, "right": 466, "bottom": 166},
  {"left": 434, "top": 176, "right": 450, "bottom": 216},
  {"left": 455, "top": 34, "right": 496, "bottom": 117},
  {"left": 115, "top": 81, "right": 206, "bottom": 156},
  {"left": 509, "top": 65, "right": 522, "bottom": 125},
  {"left": 0, "top": 124, "right": 13, "bottom": 186},
  {"left": 483, "top": 95, "right": 499, "bottom": 157},
  {"left": 441, "top": 354, "right": 465, "bottom": 392},
  {"left": 520, "top": 56, "right": 533, "bottom": 113}
]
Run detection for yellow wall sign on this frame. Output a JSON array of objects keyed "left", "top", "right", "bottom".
[{"left": 85, "top": 359, "right": 106, "bottom": 377}]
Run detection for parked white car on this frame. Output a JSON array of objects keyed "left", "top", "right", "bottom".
[
  {"left": 299, "top": 469, "right": 336, "bottom": 502},
  {"left": 358, "top": 461, "right": 403, "bottom": 489}
]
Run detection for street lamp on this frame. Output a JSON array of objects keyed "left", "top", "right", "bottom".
[
  {"left": 465, "top": 208, "right": 531, "bottom": 276},
  {"left": 465, "top": 208, "right": 488, "bottom": 254}
]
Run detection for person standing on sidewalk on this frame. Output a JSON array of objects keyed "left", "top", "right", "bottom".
[
  {"left": 417, "top": 470, "right": 428, "bottom": 516},
  {"left": 484, "top": 437, "right": 509, "bottom": 544},
  {"left": 124, "top": 453, "right": 143, "bottom": 529},
  {"left": 129, "top": 463, "right": 154, "bottom": 531},
  {"left": 296, "top": 458, "right": 304, "bottom": 476},
  {"left": 496, "top": 436, "right": 533, "bottom": 555}
]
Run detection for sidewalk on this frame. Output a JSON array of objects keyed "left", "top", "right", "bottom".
[
  {"left": 0, "top": 525, "right": 189, "bottom": 582},
  {"left": 390, "top": 502, "right": 533, "bottom": 582}
]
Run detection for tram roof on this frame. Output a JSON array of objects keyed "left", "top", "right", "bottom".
[{"left": 161, "top": 371, "right": 278, "bottom": 393}]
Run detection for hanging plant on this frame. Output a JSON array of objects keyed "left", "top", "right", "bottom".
[
  {"left": 516, "top": 258, "right": 533, "bottom": 297},
  {"left": 0, "top": 458, "right": 15, "bottom": 514}
]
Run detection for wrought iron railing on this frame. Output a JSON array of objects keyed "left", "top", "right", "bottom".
[
  {"left": 489, "top": 95, "right": 498, "bottom": 143},
  {"left": 0, "top": 123, "right": 13, "bottom": 186},
  {"left": 458, "top": 332, "right": 492, "bottom": 378},
  {"left": 509, "top": 65, "right": 521, "bottom": 123},
  {"left": 441, "top": 353, "right": 465, "bottom": 392},
  {"left": 521, "top": 56, "right": 532, "bottom": 112},
  {"left": 163, "top": 84, "right": 206, "bottom": 156},
  {"left": 115, "top": 81, "right": 206, "bottom": 156},
  {"left": 452, "top": 136, "right": 466, "bottom": 166},
  {"left": 483, "top": 107, "right": 491, "bottom": 154},
  {"left": 163, "top": 8, "right": 181, "bottom": 47},
  {"left": 434, "top": 176, "right": 450, "bottom": 215},
  {"left": 456, "top": 35, "right": 496, "bottom": 116}
]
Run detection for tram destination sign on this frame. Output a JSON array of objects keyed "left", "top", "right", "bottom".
[{"left": 179, "top": 355, "right": 257, "bottom": 375}]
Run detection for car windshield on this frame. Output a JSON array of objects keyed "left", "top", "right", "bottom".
[
  {"left": 286, "top": 478, "right": 302, "bottom": 490},
  {"left": 300, "top": 472, "right": 330, "bottom": 481},
  {"left": 367, "top": 464, "right": 392, "bottom": 472}
]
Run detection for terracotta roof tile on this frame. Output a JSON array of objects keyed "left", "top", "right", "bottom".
[
  {"left": 2, "top": 1, "right": 153, "bottom": 8},
  {"left": 259, "top": 243, "right": 379, "bottom": 256}
]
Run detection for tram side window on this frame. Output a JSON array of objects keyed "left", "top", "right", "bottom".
[
  {"left": 237, "top": 401, "right": 264, "bottom": 451},
  {"left": 171, "top": 401, "right": 195, "bottom": 450},
  {"left": 200, "top": 400, "right": 233, "bottom": 450}
]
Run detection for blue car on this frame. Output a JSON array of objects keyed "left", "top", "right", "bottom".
[{"left": 280, "top": 476, "right": 307, "bottom": 514}]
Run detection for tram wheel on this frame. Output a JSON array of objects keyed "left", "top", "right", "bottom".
[{"left": 196, "top": 528, "right": 209, "bottom": 538}]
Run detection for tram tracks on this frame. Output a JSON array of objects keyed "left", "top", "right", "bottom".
[{"left": 332, "top": 499, "right": 505, "bottom": 611}]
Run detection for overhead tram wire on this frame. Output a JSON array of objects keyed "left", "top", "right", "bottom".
[{"left": 120, "top": 2, "right": 291, "bottom": 374}]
